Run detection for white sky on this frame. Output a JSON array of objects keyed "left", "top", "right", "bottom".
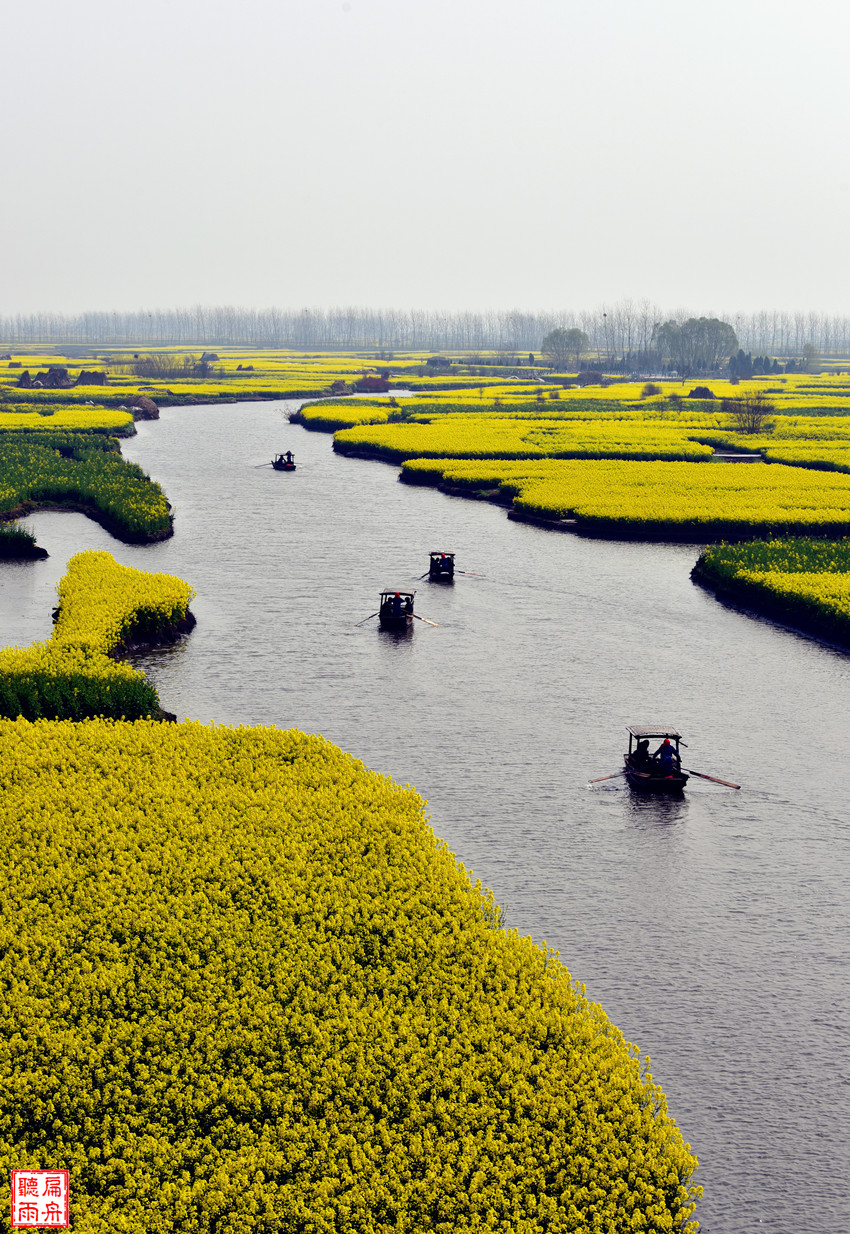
[{"left": 2, "top": 0, "right": 849, "bottom": 317}]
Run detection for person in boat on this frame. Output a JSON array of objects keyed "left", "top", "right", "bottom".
[
  {"left": 633, "top": 739, "right": 652, "bottom": 770},
  {"left": 284, "top": 450, "right": 294, "bottom": 464},
  {"left": 652, "top": 738, "right": 680, "bottom": 774},
  {"left": 392, "top": 592, "right": 403, "bottom": 617}
]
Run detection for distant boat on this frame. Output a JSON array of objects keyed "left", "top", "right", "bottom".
[
  {"left": 623, "top": 725, "right": 689, "bottom": 793},
  {"left": 378, "top": 588, "right": 415, "bottom": 630},
  {"left": 428, "top": 551, "right": 455, "bottom": 582},
  {"left": 272, "top": 452, "right": 296, "bottom": 471}
]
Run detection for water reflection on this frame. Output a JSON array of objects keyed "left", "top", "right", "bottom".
[
  {"left": 125, "top": 640, "right": 189, "bottom": 670},
  {"left": 625, "top": 789, "right": 690, "bottom": 826},
  {"left": 376, "top": 625, "right": 414, "bottom": 642}
]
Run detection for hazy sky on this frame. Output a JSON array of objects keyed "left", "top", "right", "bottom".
[{"left": 3, "top": 0, "right": 849, "bottom": 316}]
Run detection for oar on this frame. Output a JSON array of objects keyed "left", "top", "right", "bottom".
[
  {"left": 356, "top": 612, "right": 379, "bottom": 626},
  {"left": 413, "top": 614, "right": 439, "bottom": 626},
  {"left": 682, "top": 767, "right": 741, "bottom": 789},
  {"left": 588, "top": 771, "right": 624, "bottom": 783},
  {"left": 456, "top": 570, "right": 486, "bottom": 577}
]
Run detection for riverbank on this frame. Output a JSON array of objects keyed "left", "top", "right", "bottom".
[
  {"left": 692, "top": 539, "right": 850, "bottom": 652},
  {"left": 692, "top": 567, "right": 850, "bottom": 653},
  {"left": 3, "top": 498, "right": 173, "bottom": 543},
  {"left": 399, "top": 458, "right": 850, "bottom": 544},
  {"left": 0, "top": 543, "right": 48, "bottom": 559},
  {"left": 0, "top": 432, "right": 173, "bottom": 545},
  {"left": 108, "top": 609, "right": 197, "bottom": 657},
  {"left": 406, "top": 468, "right": 730, "bottom": 541}
]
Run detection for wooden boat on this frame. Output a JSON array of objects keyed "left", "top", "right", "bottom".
[
  {"left": 378, "top": 588, "right": 415, "bottom": 630},
  {"left": 272, "top": 452, "right": 296, "bottom": 471},
  {"left": 428, "top": 551, "right": 455, "bottom": 582},
  {"left": 624, "top": 725, "right": 689, "bottom": 793}
]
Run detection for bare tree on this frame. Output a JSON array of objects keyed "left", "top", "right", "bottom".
[{"left": 722, "top": 392, "right": 775, "bottom": 434}]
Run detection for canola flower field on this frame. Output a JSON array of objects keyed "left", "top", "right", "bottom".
[
  {"left": 0, "top": 402, "right": 135, "bottom": 432},
  {"left": 298, "top": 400, "right": 397, "bottom": 431},
  {"left": 297, "top": 394, "right": 727, "bottom": 434},
  {"left": 688, "top": 414, "right": 850, "bottom": 475},
  {"left": 333, "top": 416, "right": 714, "bottom": 464},
  {"left": 0, "top": 348, "right": 508, "bottom": 409},
  {"left": 0, "top": 551, "right": 194, "bottom": 721},
  {"left": 400, "top": 457, "right": 850, "bottom": 539},
  {"left": 303, "top": 372, "right": 850, "bottom": 425},
  {"left": 5, "top": 345, "right": 850, "bottom": 408},
  {"left": 54, "top": 550, "right": 196, "bottom": 656},
  {"left": 692, "top": 538, "right": 850, "bottom": 646},
  {"left": 315, "top": 395, "right": 850, "bottom": 487},
  {"left": 0, "top": 717, "right": 701, "bottom": 1233},
  {"left": 0, "top": 431, "right": 171, "bottom": 542}
]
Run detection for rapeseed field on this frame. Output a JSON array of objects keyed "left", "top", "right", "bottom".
[
  {"left": 0, "top": 404, "right": 134, "bottom": 431},
  {"left": 334, "top": 416, "right": 713, "bottom": 464},
  {"left": 0, "top": 551, "right": 193, "bottom": 720},
  {"left": 401, "top": 457, "right": 850, "bottom": 538},
  {"left": 0, "top": 432, "right": 171, "bottom": 540},
  {"left": 693, "top": 538, "right": 850, "bottom": 644},
  {"left": 0, "top": 717, "right": 701, "bottom": 1233}
]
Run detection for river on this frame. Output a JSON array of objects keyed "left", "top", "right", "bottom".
[{"left": 2, "top": 399, "right": 848, "bottom": 1233}]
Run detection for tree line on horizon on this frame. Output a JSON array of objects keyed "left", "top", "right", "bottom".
[
  {"left": 541, "top": 319, "right": 825, "bottom": 377},
  {"left": 1, "top": 302, "right": 848, "bottom": 361}
]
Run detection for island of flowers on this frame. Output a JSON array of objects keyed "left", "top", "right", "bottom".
[
  {"left": 0, "top": 431, "right": 171, "bottom": 542},
  {"left": 0, "top": 551, "right": 194, "bottom": 720}
]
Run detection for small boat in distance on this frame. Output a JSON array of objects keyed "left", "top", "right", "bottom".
[
  {"left": 272, "top": 451, "right": 296, "bottom": 471},
  {"left": 378, "top": 588, "right": 415, "bottom": 630},
  {"left": 624, "top": 725, "right": 689, "bottom": 793},
  {"left": 428, "top": 551, "right": 455, "bottom": 582}
]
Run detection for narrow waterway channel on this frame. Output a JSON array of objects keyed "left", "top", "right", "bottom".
[{"left": 3, "top": 400, "right": 848, "bottom": 1233}]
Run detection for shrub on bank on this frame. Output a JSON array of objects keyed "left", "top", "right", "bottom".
[
  {"left": 0, "top": 520, "right": 41, "bottom": 558},
  {"left": 0, "top": 717, "right": 701, "bottom": 1233}
]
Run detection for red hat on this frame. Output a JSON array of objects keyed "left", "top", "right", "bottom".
[
  {"left": 395, "top": 591, "right": 400, "bottom": 597},
  {"left": 663, "top": 738, "right": 670, "bottom": 745}
]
